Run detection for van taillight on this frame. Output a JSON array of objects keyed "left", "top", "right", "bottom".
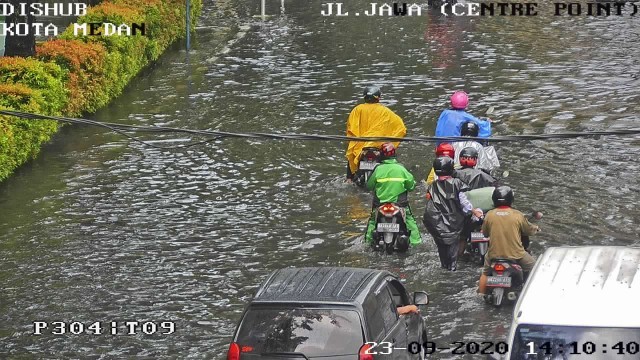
[
  {"left": 359, "top": 343, "right": 374, "bottom": 360},
  {"left": 227, "top": 342, "right": 240, "bottom": 360}
]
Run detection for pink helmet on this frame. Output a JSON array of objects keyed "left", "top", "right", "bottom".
[{"left": 450, "top": 91, "right": 469, "bottom": 110}]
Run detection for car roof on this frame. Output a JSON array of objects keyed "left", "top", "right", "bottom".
[
  {"left": 515, "top": 246, "right": 640, "bottom": 328},
  {"left": 252, "top": 267, "right": 391, "bottom": 304}
]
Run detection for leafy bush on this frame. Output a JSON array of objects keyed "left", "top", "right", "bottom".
[
  {"left": 0, "top": 84, "right": 58, "bottom": 181},
  {"left": 0, "top": 0, "right": 203, "bottom": 182},
  {"left": 0, "top": 57, "right": 68, "bottom": 115},
  {"left": 37, "top": 39, "right": 109, "bottom": 114}
]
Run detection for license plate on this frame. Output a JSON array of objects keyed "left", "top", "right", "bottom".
[
  {"left": 486, "top": 276, "right": 511, "bottom": 287},
  {"left": 471, "top": 232, "right": 488, "bottom": 243},
  {"left": 377, "top": 223, "right": 399, "bottom": 232},
  {"left": 359, "top": 161, "right": 377, "bottom": 170}
]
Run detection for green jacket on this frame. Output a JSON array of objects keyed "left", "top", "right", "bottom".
[{"left": 366, "top": 158, "right": 416, "bottom": 203}]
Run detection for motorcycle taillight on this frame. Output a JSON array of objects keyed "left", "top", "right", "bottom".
[
  {"left": 380, "top": 204, "right": 399, "bottom": 216},
  {"left": 365, "top": 149, "right": 380, "bottom": 160},
  {"left": 494, "top": 263, "right": 506, "bottom": 275}
]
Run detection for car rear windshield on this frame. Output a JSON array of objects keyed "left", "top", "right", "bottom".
[
  {"left": 511, "top": 324, "right": 640, "bottom": 359},
  {"left": 236, "top": 307, "right": 363, "bottom": 357}
]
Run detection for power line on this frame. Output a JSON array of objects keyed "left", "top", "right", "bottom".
[{"left": 1, "top": 109, "right": 640, "bottom": 150}]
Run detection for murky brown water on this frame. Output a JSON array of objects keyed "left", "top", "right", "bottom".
[{"left": 1, "top": 0, "right": 640, "bottom": 358}]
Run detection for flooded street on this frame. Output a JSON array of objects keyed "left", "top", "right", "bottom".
[{"left": 1, "top": 0, "right": 640, "bottom": 358}]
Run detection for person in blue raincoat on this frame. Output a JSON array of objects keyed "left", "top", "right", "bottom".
[{"left": 435, "top": 91, "right": 492, "bottom": 144}]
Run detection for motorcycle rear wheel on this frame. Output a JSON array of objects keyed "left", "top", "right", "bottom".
[
  {"left": 396, "top": 237, "right": 409, "bottom": 252},
  {"left": 492, "top": 288, "right": 505, "bottom": 307},
  {"left": 385, "top": 243, "right": 394, "bottom": 254}
]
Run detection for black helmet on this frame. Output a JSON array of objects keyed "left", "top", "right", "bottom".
[
  {"left": 363, "top": 86, "right": 381, "bottom": 103},
  {"left": 433, "top": 156, "right": 454, "bottom": 176},
  {"left": 459, "top": 147, "right": 478, "bottom": 168},
  {"left": 492, "top": 186, "right": 514, "bottom": 207},
  {"left": 461, "top": 121, "right": 479, "bottom": 137},
  {"left": 459, "top": 147, "right": 478, "bottom": 159}
]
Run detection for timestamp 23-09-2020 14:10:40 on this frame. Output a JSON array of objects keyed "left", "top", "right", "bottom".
[{"left": 364, "top": 340, "right": 640, "bottom": 356}]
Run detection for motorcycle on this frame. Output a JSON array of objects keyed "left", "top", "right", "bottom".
[
  {"left": 460, "top": 186, "right": 494, "bottom": 265},
  {"left": 466, "top": 226, "right": 489, "bottom": 265},
  {"left": 485, "top": 258, "right": 524, "bottom": 307},
  {"left": 372, "top": 203, "right": 410, "bottom": 254},
  {"left": 484, "top": 211, "right": 543, "bottom": 307},
  {"left": 354, "top": 147, "right": 381, "bottom": 187}
]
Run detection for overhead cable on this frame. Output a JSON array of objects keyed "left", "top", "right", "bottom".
[{"left": 1, "top": 110, "right": 639, "bottom": 150}]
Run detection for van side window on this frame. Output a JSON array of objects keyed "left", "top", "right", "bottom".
[
  {"left": 386, "top": 279, "right": 410, "bottom": 307},
  {"left": 363, "top": 294, "right": 385, "bottom": 340},
  {"left": 376, "top": 284, "right": 399, "bottom": 332}
]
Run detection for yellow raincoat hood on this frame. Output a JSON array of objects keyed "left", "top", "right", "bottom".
[{"left": 345, "top": 103, "right": 406, "bottom": 174}]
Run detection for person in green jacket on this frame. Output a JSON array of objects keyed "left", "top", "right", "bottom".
[{"left": 365, "top": 143, "right": 421, "bottom": 247}]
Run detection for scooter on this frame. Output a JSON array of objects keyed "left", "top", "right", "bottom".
[
  {"left": 467, "top": 227, "right": 489, "bottom": 265},
  {"left": 484, "top": 211, "right": 543, "bottom": 307},
  {"left": 485, "top": 258, "right": 525, "bottom": 307},
  {"left": 354, "top": 147, "right": 381, "bottom": 187},
  {"left": 372, "top": 203, "right": 410, "bottom": 254}
]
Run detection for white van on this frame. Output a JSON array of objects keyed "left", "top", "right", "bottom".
[{"left": 502, "top": 246, "right": 640, "bottom": 359}]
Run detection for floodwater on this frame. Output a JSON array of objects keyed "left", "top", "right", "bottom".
[{"left": 1, "top": 0, "right": 639, "bottom": 358}]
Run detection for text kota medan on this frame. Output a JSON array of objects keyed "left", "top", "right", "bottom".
[
  {"left": 0, "top": 2, "right": 146, "bottom": 36},
  {"left": 0, "top": 2, "right": 86, "bottom": 36}
]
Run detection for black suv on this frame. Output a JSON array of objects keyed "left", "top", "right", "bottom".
[{"left": 227, "top": 267, "right": 429, "bottom": 360}]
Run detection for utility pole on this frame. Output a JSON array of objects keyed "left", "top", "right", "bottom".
[{"left": 186, "top": 0, "right": 191, "bottom": 50}]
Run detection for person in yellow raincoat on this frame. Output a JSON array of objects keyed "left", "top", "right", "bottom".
[{"left": 345, "top": 86, "right": 407, "bottom": 182}]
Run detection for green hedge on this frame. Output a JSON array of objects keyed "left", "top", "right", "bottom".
[{"left": 0, "top": 0, "right": 203, "bottom": 182}]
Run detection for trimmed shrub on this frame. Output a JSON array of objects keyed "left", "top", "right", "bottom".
[
  {"left": 0, "top": 0, "right": 203, "bottom": 182},
  {"left": 0, "top": 84, "right": 57, "bottom": 181},
  {"left": 0, "top": 57, "right": 68, "bottom": 115},
  {"left": 37, "top": 39, "right": 109, "bottom": 114},
  {"left": 0, "top": 84, "right": 42, "bottom": 113}
]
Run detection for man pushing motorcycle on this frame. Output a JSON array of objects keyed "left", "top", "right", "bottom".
[
  {"left": 365, "top": 143, "right": 421, "bottom": 247},
  {"left": 423, "top": 156, "right": 484, "bottom": 271}
]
